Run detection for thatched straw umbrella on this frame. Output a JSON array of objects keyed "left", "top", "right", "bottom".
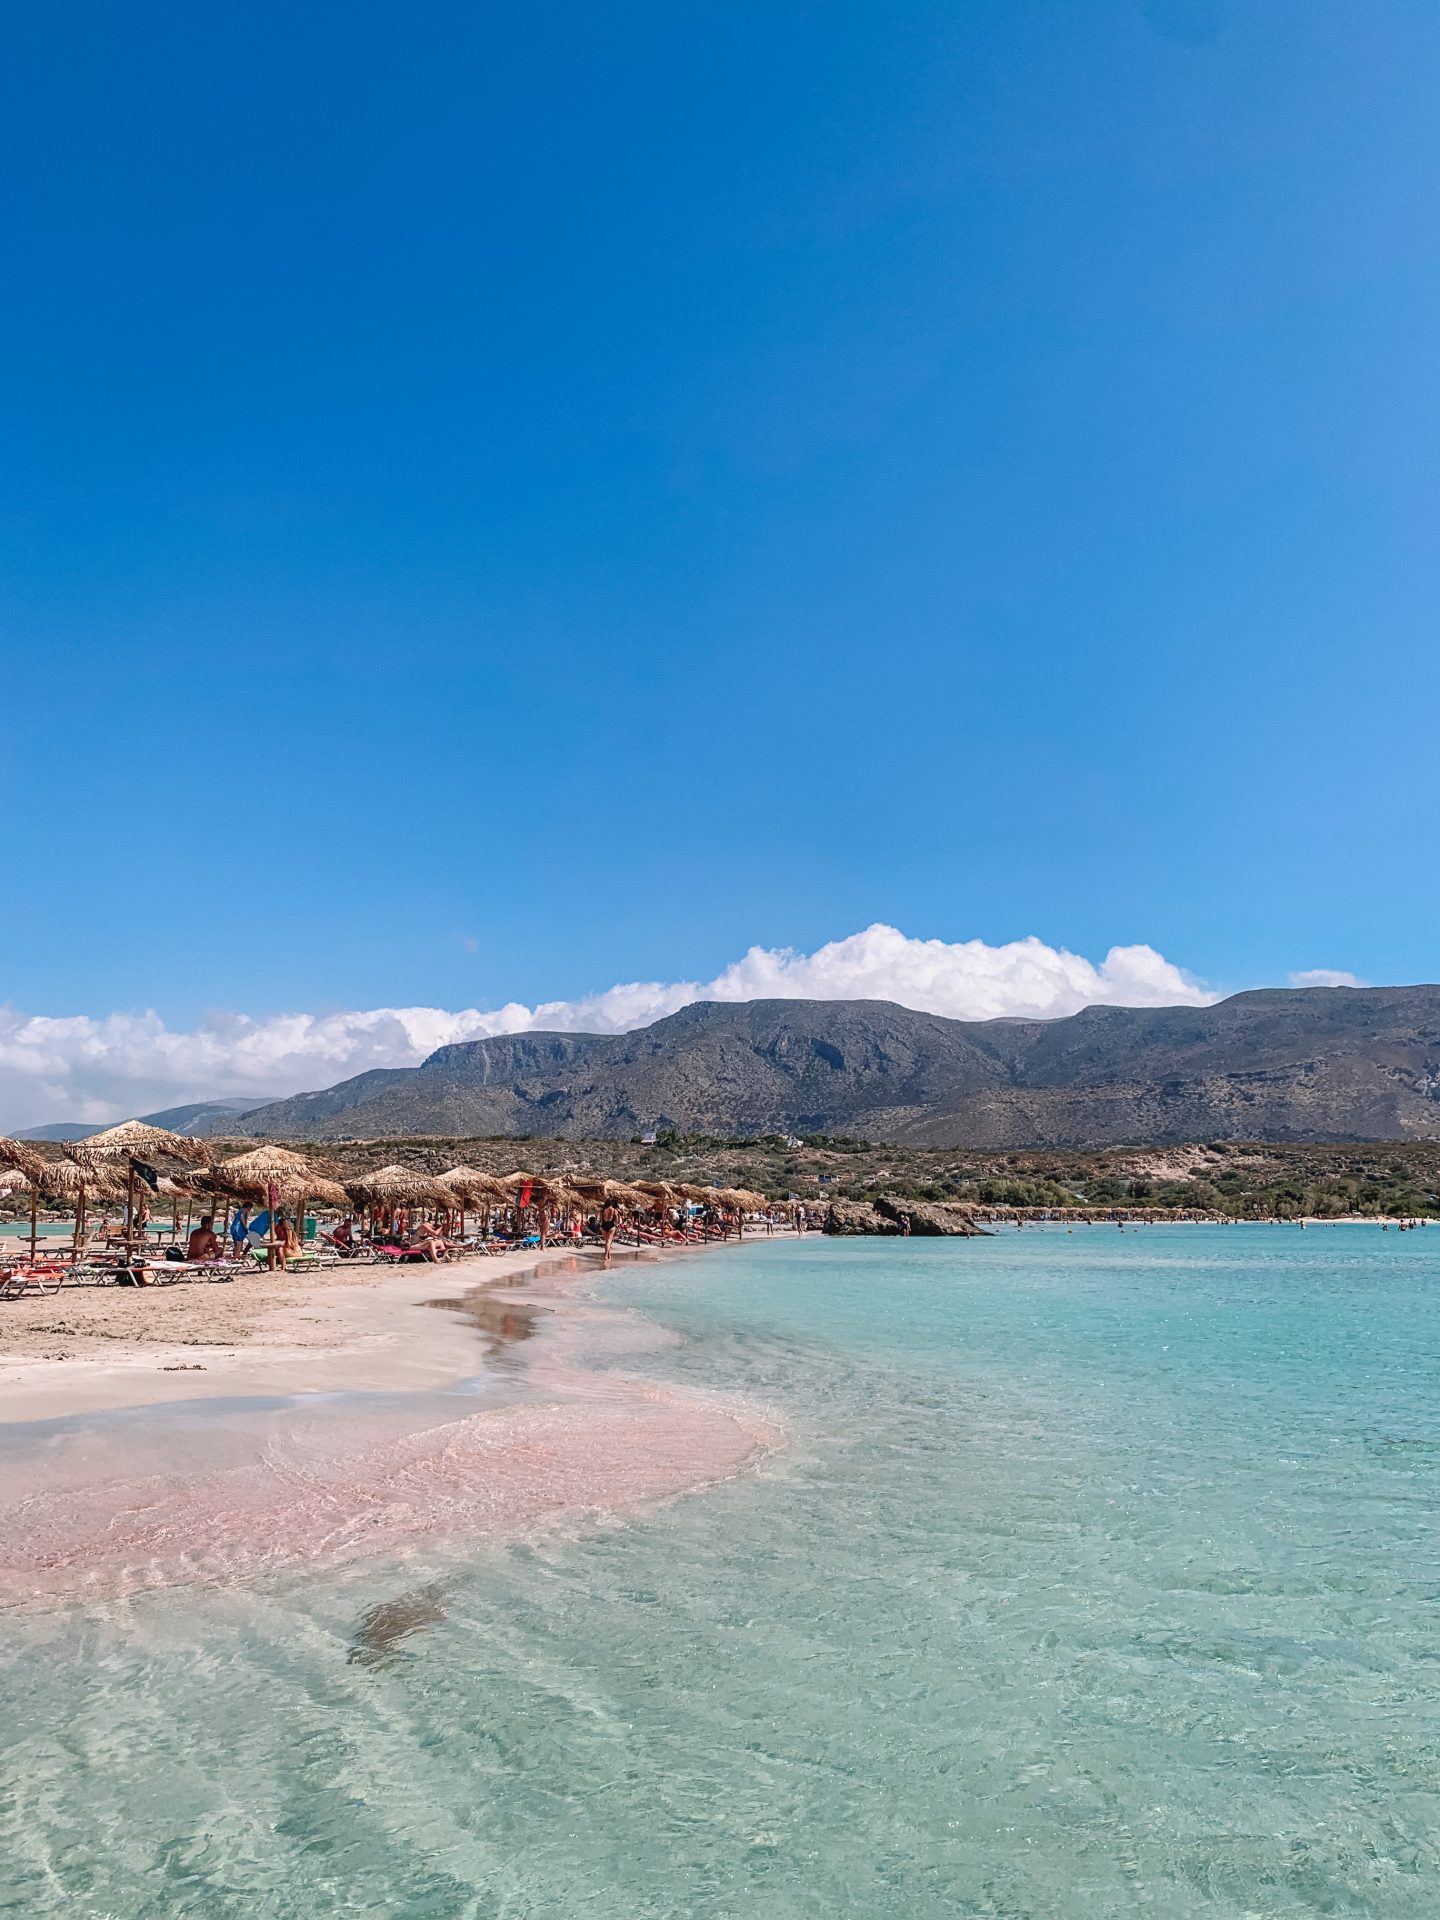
[
  {"left": 509, "top": 1173, "right": 579, "bottom": 1248},
  {"left": 632, "top": 1179, "right": 676, "bottom": 1205},
  {"left": 606, "top": 1181, "right": 653, "bottom": 1211},
  {"left": 714, "top": 1186, "right": 769, "bottom": 1239},
  {"left": 66, "top": 1121, "right": 207, "bottom": 1261},
  {"left": 538, "top": 1180, "right": 590, "bottom": 1243},
  {"left": 66, "top": 1120, "right": 206, "bottom": 1165},
  {"left": 435, "top": 1167, "right": 505, "bottom": 1206},
  {"left": 346, "top": 1164, "right": 452, "bottom": 1208},
  {"left": 538, "top": 1176, "right": 591, "bottom": 1243},
  {"left": 633, "top": 1180, "right": 681, "bottom": 1244},
  {"left": 156, "top": 1173, "right": 198, "bottom": 1245},
  {"left": 489, "top": 1171, "right": 580, "bottom": 1247},
  {"left": 435, "top": 1167, "right": 509, "bottom": 1240},
  {"left": 0, "top": 1164, "right": 37, "bottom": 1254},
  {"left": 216, "top": 1144, "right": 339, "bottom": 1187},
  {"left": 0, "top": 1139, "right": 49, "bottom": 1260},
  {"left": 208, "top": 1147, "right": 345, "bottom": 1258},
  {"left": 344, "top": 1164, "right": 452, "bottom": 1241},
  {"left": 566, "top": 1177, "right": 609, "bottom": 1205},
  {"left": 35, "top": 1155, "right": 126, "bottom": 1250},
  {"left": 568, "top": 1178, "right": 649, "bottom": 1217},
  {"left": 0, "top": 1139, "right": 47, "bottom": 1188}
]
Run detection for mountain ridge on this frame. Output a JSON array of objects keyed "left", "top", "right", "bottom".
[
  {"left": 17, "top": 1096, "right": 279, "bottom": 1143},
  {"left": 209, "top": 985, "right": 1440, "bottom": 1147}
]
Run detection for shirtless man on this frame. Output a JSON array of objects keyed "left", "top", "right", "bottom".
[{"left": 187, "top": 1215, "right": 221, "bottom": 1262}]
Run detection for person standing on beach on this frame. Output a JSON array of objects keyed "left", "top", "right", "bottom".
[{"left": 599, "top": 1196, "right": 620, "bottom": 1267}]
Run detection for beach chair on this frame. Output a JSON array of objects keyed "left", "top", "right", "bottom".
[{"left": 1, "top": 1263, "right": 68, "bottom": 1298}]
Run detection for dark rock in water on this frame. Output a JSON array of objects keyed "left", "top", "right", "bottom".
[
  {"left": 822, "top": 1197, "right": 989, "bottom": 1237},
  {"left": 874, "top": 1196, "right": 989, "bottom": 1236},
  {"left": 348, "top": 1584, "right": 448, "bottom": 1668},
  {"left": 823, "top": 1200, "right": 902, "bottom": 1236}
]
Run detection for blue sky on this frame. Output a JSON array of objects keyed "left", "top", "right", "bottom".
[{"left": 2, "top": 2, "right": 1437, "bottom": 1118}]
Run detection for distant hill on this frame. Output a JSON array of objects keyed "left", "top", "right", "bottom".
[
  {"left": 17, "top": 1097, "right": 277, "bottom": 1144},
  {"left": 221, "top": 986, "right": 1440, "bottom": 1147},
  {"left": 140, "top": 1098, "right": 281, "bottom": 1135}
]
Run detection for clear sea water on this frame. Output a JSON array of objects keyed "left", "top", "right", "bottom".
[{"left": 4, "top": 1224, "right": 1440, "bottom": 1918}]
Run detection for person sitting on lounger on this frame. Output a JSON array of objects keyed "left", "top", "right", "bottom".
[
  {"left": 331, "top": 1218, "right": 355, "bottom": 1250},
  {"left": 409, "top": 1222, "right": 450, "bottom": 1262},
  {"left": 187, "top": 1216, "right": 221, "bottom": 1262},
  {"left": 273, "top": 1212, "right": 301, "bottom": 1261}
]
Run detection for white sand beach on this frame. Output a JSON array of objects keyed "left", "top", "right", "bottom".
[{"left": 0, "top": 1244, "right": 579, "bottom": 1422}]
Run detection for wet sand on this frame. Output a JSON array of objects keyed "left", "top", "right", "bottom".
[{"left": 0, "top": 1242, "right": 787, "bottom": 1602}]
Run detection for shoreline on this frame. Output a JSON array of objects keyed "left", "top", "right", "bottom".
[
  {"left": 0, "top": 1242, "right": 605, "bottom": 1424},
  {"left": 0, "top": 1237, "right": 788, "bottom": 1604}
]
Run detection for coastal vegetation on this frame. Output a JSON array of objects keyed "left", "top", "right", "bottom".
[{"left": 9, "top": 1133, "right": 1433, "bottom": 1224}]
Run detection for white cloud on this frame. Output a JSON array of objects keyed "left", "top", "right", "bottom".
[
  {"left": 1287, "top": 969, "right": 1364, "bottom": 990},
  {"left": 0, "top": 924, "right": 1217, "bottom": 1129}
]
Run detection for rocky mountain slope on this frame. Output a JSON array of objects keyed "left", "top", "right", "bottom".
[{"left": 214, "top": 985, "right": 1440, "bottom": 1147}]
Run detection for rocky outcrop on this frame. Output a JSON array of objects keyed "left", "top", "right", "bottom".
[
  {"left": 824, "top": 1197, "right": 990, "bottom": 1236},
  {"left": 873, "top": 1196, "right": 990, "bottom": 1236},
  {"left": 822, "top": 1200, "right": 902, "bottom": 1236}
]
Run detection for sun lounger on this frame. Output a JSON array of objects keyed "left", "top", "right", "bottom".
[{"left": 0, "top": 1263, "right": 67, "bottom": 1298}]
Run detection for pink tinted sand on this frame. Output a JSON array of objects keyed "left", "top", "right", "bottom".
[{"left": 0, "top": 1248, "right": 784, "bottom": 1602}]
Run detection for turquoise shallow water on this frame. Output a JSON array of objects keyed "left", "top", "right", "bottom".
[{"left": 4, "top": 1224, "right": 1440, "bottom": 1917}]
